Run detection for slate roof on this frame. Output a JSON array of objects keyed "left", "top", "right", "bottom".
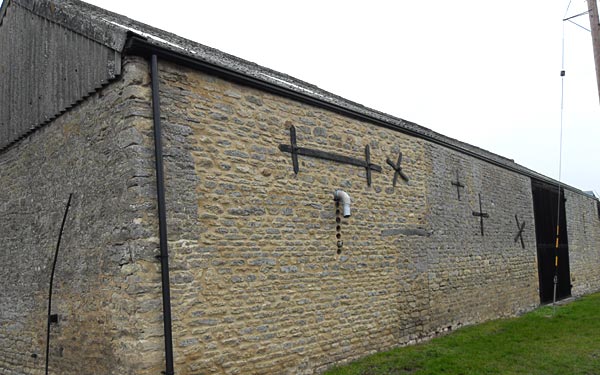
[{"left": 0, "top": 0, "right": 596, "bottom": 198}]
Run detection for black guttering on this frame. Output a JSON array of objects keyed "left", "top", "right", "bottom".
[
  {"left": 150, "top": 54, "right": 175, "bottom": 375},
  {"left": 124, "top": 36, "right": 593, "bottom": 199}
]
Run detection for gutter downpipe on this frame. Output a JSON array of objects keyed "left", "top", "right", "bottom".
[
  {"left": 150, "top": 54, "right": 175, "bottom": 375},
  {"left": 45, "top": 193, "right": 73, "bottom": 375}
]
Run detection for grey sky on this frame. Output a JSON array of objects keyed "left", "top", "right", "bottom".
[{"left": 28, "top": 1, "right": 600, "bottom": 192}]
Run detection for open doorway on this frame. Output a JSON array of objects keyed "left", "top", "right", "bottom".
[{"left": 531, "top": 180, "right": 572, "bottom": 303}]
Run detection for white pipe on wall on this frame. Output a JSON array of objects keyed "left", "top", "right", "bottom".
[{"left": 334, "top": 190, "right": 351, "bottom": 217}]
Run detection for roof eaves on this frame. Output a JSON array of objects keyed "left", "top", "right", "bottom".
[
  {"left": 0, "top": 0, "right": 11, "bottom": 27},
  {"left": 124, "top": 35, "right": 594, "bottom": 198},
  {"left": 116, "top": 24, "right": 522, "bottom": 168},
  {"left": 6, "top": 0, "right": 594, "bottom": 199}
]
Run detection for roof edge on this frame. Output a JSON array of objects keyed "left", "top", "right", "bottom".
[
  {"left": 2, "top": 0, "right": 594, "bottom": 200},
  {"left": 0, "top": 0, "right": 11, "bottom": 27},
  {"left": 125, "top": 36, "right": 596, "bottom": 200}
]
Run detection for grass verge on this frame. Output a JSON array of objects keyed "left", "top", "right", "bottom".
[{"left": 325, "top": 293, "right": 600, "bottom": 375}]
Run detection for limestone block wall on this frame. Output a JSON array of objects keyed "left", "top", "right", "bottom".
[
  {"left": 2, "top": 55, "right": 599, "bottom": 375},
  {"left": 157, "top": 61, "right": 431, "bottom": 374},
  {"left": 0, "top": 57, "right": 162, "bottom": 375},
  {"left": 424, "top": 144, "right": 539, "bottom": 333},
  {"left": 156, "top": 60, "right": 543, "bottom": 374},
  {"left": 566, "top": 190, "right": 600, "bottom": 296}
]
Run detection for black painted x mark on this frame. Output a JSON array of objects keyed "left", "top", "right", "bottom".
[
  {"left": 514, "top": 214, "right": 526, "bottom": 249},
  {"left": 386, "top": 152, "right": 409, "bottom": 187}
]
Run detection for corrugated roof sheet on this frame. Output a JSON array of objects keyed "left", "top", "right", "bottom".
[{"left": 0, "top": 0, "right": 121, "bottom": 150}]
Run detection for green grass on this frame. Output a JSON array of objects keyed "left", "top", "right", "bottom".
[{"left": 325, "top": 293, "right": 600, "bottom": 375}]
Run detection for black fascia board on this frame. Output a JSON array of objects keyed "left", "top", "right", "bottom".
[{"left": 123, "top": 35, "right": 596, "bottom": 199}]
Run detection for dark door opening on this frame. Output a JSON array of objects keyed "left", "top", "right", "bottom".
[{"left": 531, "top": 180, "right": 571, "bottom": 303}]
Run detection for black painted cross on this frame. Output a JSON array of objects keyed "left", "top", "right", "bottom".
[
  {"left": 451, "top": 170, "right": 465, "bottom": 200},
  {"left": 514, "top": 214, "right": 526, "bottom": 249},
  {"left": 288, "top": 125, "right": 299, "bottom": 174},
  {"left": 386, "top": 152, "right": 409, "bottom": 187},
  {"left": 279, "top": 125, "right": 382, "bottom": 184},
  {"left": 364, "top": 145, "right": 378, "bottom": 186},
  {"left": 472, "top": 193, "right": 489, "bottom": 236}
]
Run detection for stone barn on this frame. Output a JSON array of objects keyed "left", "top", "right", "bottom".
[{"left": 1, "top": 0, "right": 599, "bottom": 374}]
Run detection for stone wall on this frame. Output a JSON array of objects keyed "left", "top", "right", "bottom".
[
  {"left": 157, "top": 61, "right": 430, "bottom": 374},
  {"left": 566, "top": 190, "right": 600, "bottom": 297},
  {"left": 2, "top": 55, "right": 599, "bottom": 375},
  {"left": 156, "top": 60, "right": 544, "bottom": 374},
  {"left": 424, "top": 143, "right": 539, "bottom": 334},
  {"left": 0, "top": 57, "right": 162, "bottom": 375}
]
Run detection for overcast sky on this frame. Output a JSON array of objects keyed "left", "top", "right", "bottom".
[{"left": 82, "top": 0, "right": 600, "bottom": 194}]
